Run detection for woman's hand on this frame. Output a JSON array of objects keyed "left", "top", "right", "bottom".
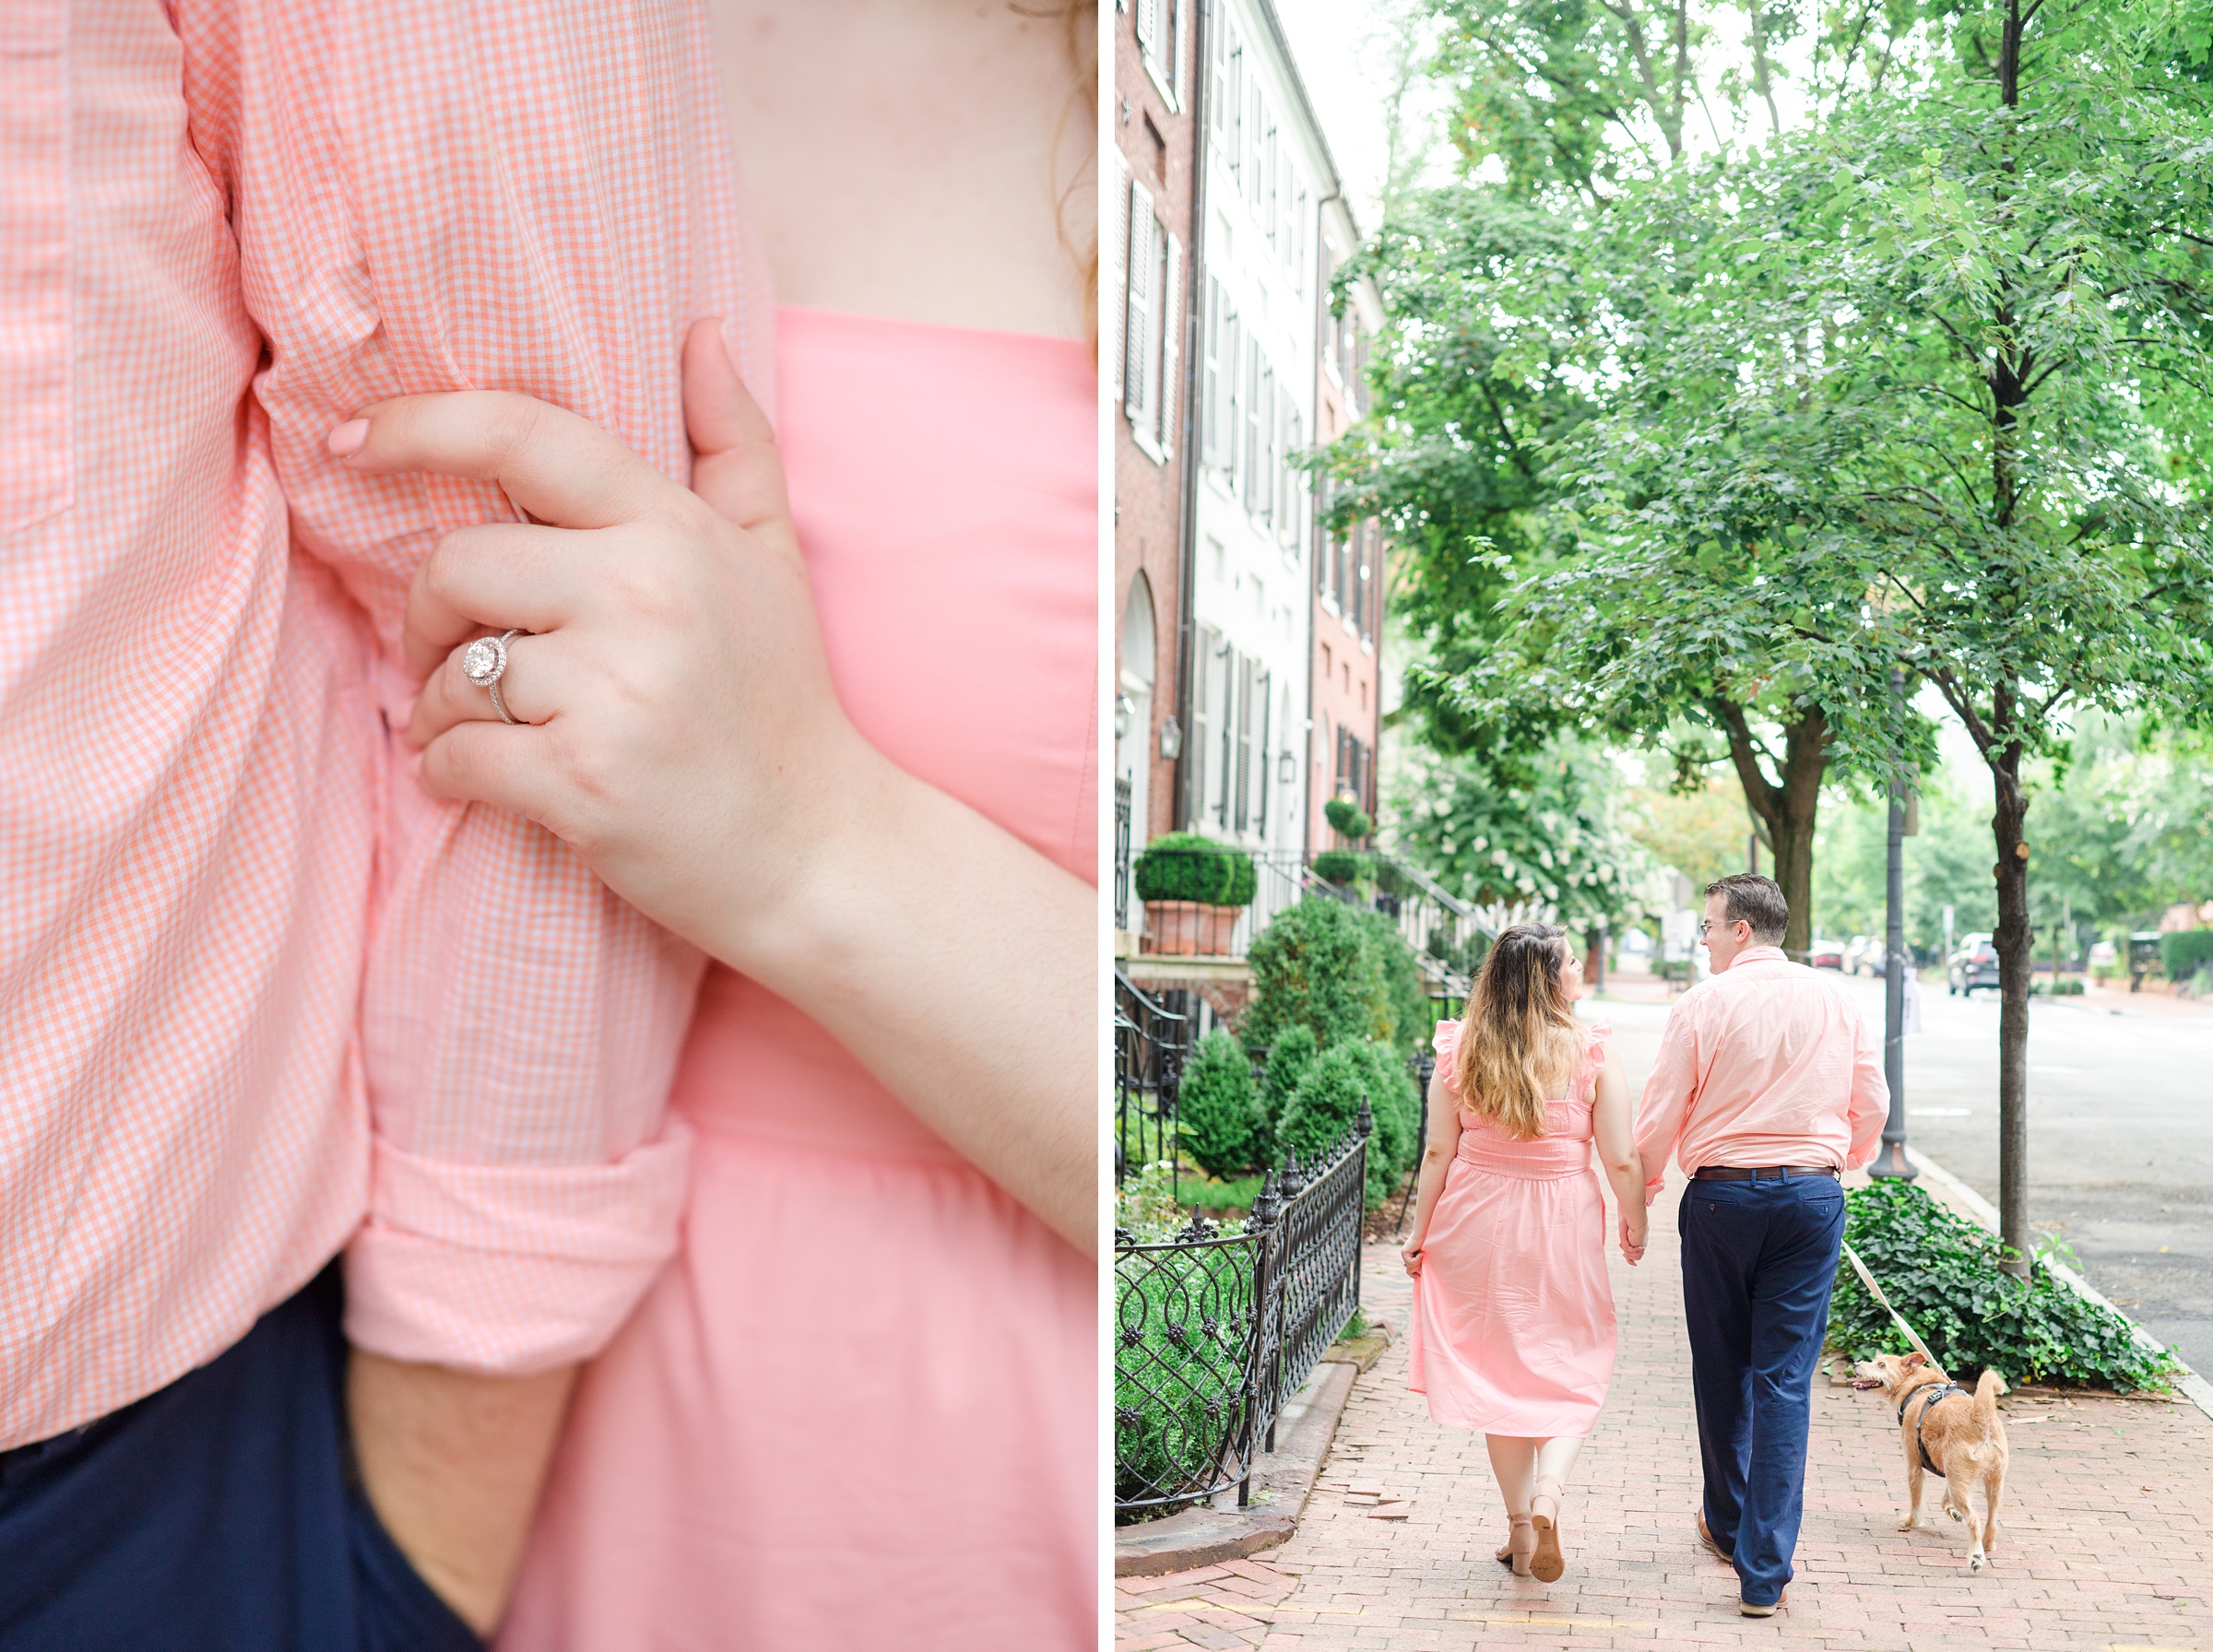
[
  {"left": 331, "top": 319, "right": 880, "bottom": 973},
  {"left": 1618, "top": 1210, "right": 1648, "bottom": 1267},
  {"left": 1401, "top": 1243, "right": 1424, "bottom": 1279}
]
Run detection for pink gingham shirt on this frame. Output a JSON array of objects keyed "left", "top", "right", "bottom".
[
  {"left": 1634, "top": 947, "right": 1889, "bottom": 1194},
  {"left": 0, "top": 0, "right": 772, "bottom": 1447}
]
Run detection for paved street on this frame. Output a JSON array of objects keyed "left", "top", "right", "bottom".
[
  {"left": 1118, "top": 1217, "right": 2213, "bottom": 1650},
  {"left": 1592, "top": 974, "right": 2213, "bottom": 1375}
]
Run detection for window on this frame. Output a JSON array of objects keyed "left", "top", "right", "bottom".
[
  {"left": 1242, "top": 346, "right": 1264, "bottom": 515},
  {"left": 1256, "top": 360, "right": 1275, "bottom": 526},
  {"left": 1201, "top": 278, "right": 1225, "bottom": 470},
  {"left": 1279, "top": 404, "right": 1304, "bottom": 552},
  {"left": 1188, "top": 624, "right": 1219, "bottom": 828},
  {"left": 1234, "top": 654, "right": 1256, "bottom": 832},
  {"left": 1121, "top": 182, "right": 1181, "bottom": 461},
  {"left": 1255, "top": 667, "right": 1272, "bottom": 839},
  {"left": 1135, "top": 0, "right": 1184, "bottom": 107}
]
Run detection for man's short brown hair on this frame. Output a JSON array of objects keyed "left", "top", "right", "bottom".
[{"left": 1705, "top": 873, "right": 1789, "bottom": 945}]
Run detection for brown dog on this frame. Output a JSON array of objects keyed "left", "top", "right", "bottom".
[{"left": 1851, "top": 1352, "right": 2009, "bottom": 1571}]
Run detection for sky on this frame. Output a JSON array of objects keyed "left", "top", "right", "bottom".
[{"left": 1270, "top": 0, "right": 1431, "bottom": 231}]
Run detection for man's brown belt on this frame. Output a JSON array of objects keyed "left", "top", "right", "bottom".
[{"left": 1690, "top": 1164, "right": 1840, "bottom": 1181}]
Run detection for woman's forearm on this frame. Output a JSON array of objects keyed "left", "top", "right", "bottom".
[
  {"left": 1404, "top": 1145, "right": 1455, "bottom": 1255},
  {"left": 726, "top": 746, "right": 1095, "bottom": 1258}
]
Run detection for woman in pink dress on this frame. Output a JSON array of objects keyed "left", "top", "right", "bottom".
[
  {"left": 1402, "top": 924, "right": 1650, "bottom": 1583},
  {"left": 331, "top": 6, "right": 1098, "bottom": 1644}
]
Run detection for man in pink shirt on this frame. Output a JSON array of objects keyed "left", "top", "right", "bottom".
[
  {"left": 1636, "top": 874, "right": 1888, "bottom": 1617},
  {"left": 0, "top": 2, "right": 763, "bottom": 1643}
]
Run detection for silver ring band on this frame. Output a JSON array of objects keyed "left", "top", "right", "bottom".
[{"left": 461, "top": 629, "right": 528, "bottom": 726}]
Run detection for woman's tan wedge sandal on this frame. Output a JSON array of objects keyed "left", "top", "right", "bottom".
[{"left": 1528, "top": 1480, "right": 1566, "bottom": 1583}]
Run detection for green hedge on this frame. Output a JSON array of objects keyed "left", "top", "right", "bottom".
[
  {"left": 1827, "top": 1181, "right": 2179, "bottom": 1392},
  {"left": 1259, "top": 1024, "right": 1319, "bottom": 1137},
  {"left": 1115, "top": 1243, "right": 1256, "bottom": 1515},
  {"left": 1311, "top": 849, "right": 1367, "bottom": 886},
  {"left": 1241, "top": 898, "right": 1390, "bottom": 1053},
  {"left": 1132, "top": 832, "right": 1257, "bottom": 906},
  {"left": 2160, "top": 929, "right": 2213, "bottom": 982},
  {"left": 1176, "top": 1030, "right": 1268, "bottom": 1178},
  {"left": 1276, "top": 1040, "right": 1415, "bottom": 1210},
  {"left": 1323, "top": 797, "right": 1373, "bottom": 840}
]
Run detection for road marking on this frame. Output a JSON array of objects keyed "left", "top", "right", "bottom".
[{"left": 1448, "top": 1614, "right": 1653, "bottom": 1629}]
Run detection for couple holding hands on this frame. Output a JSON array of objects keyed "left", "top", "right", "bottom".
[
  {"left": 2, "top": 2, "right": 1093, "bottom": 1647},
  {"left": 1402, "top": 875, "right": 1891, "bottom": 1616}
]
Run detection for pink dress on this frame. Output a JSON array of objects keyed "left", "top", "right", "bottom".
[
  {"left": 496, "top": 307, "right": 1097, "bottom": 1650},
  {"left": 1408, "top": 1021, "right": 1618, "bottom": 1437}
]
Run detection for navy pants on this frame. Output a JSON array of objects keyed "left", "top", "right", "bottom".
[
  {"left": 1678, "top": 1172, "right": 1846, "bottom": 1608},
  {"left": 0, "top": 1264, "right": 482, "bottom": 1652}
]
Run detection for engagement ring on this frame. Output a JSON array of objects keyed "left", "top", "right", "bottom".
[{"left": 462, "top": 629, "right": 527, "bottom": 725}]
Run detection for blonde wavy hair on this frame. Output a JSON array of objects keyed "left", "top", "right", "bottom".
[{"left": 1452, "top": 924, "right": 1580, "bottom": 1141}]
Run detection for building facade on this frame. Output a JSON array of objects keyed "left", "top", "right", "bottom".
[
  {"left": 1308, "top": 195, "right": 1384, "bottom": 848},
  {"left": 1112, "top": 0, "right": 1199, "bottom": 926}
]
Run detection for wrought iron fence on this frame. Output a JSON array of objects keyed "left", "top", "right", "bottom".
[
  {"left": 1114, "top": 1106, "right": 1371, "bottom": 1520},
  {"left": 1115, "top": 970, "right": 1190, "bottom": 1194}
]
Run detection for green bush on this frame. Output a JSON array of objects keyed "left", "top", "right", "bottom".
[
  {"left": 1277, "top": 1042, "right": 1402, "bottom": 1210},
  {"left": 1344, "top": 1037, "right": 1421, "bottom": 1193},
  {"left": 1323, "top": 796, "right": 1373, "bottom": 840},
  {"left": 1241, "top": 898, "right": 1390, "bottom": 1054},
  {"left": 2159, "top": 929, "right": 2213, "bottom": 983},
  {"left": 1827, "top": 1181, "right": 2180, "bottom": 1392},
  {"left": 1355, "top": 907, "right": 1443, "bottom": 1056},
  {"left": 1175, "top": 1031, "right": 1267, "bottom": 1177},
  {"left": 1259, "top": 1024, "right": 1319, "bottom": 1136},
  {"left": 1115, "top": 1241, "right": 1256, "bottom": 1515},
  {"left": 1132, "top": 832, "right": 1257, "bottom": 907},
  {"left": 1312, "top": 849, "right": 1368, "bottom": 886}
]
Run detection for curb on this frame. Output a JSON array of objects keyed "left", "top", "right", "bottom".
[
  {"left": 1115, "top": 1339, "right": 1369, "bottom": 1576},
  {"left": 1904, "top": 1145, "right": 2213, "bottom": 1423}
]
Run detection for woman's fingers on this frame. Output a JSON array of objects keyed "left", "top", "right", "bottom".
[
  {"left": 402, "top": 523, "right": 597, "bottom": 681},
  {"left": 414, "top": 719, "right": 562, "bottom": 828},
  {"left": 683, "top": 319, "right": 799, "bottom": 565},
  {"left": 408, "top": 631, "right": 579, "bottom": 746},
  {"left": 331, "top": 390, "right": 669, "bottom": 531}
]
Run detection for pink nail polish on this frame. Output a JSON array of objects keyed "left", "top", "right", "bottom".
[{"left": 326, "top": 419, "right": 369, "bottom": 457}]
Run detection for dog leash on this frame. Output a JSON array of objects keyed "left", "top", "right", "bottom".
[{"left": 1840, "top": 1241, "right": 1938, "bottom": 1365}]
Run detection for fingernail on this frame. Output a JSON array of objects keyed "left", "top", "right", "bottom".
[{"left": 327, "top": 419, "right": 369, "bottom": 457}]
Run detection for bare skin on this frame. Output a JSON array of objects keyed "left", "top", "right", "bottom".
[
  {"left": 344, "top": 6, "right": 1095, "bottom": 1633},
  {"left": 1398, "top": 947, "right": 1648, "bottom": 1572}
]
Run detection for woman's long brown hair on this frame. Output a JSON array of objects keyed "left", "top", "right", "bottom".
[{"left": 1452, "top": 924, "right": 1580, "bottom": 1140}]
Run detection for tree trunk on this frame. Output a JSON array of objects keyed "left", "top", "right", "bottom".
[
  {"left": 1715, "top": 702, "right": 1829, "bottom": 960},
  {"left": 1989, "top": 726, "right": 2032, "bottom": 1277}
]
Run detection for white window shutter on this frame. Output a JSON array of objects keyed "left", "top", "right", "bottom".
[
  {"left": 1111, "top": 152, "right": 1130, "bottom": 406},
  {"left": 1124, "top": 183, "right": 1155, "bottom": 430},
  {"left": 1135, "top": 0, "right": 1158, "bottom": 56},
  {"left": 1158, "top": 233, "right": 1183, "bottom": 458},
  {"left": 1169, "top": 0, "right": 1188, "bottom": 105},
  {"left": 1200, "top": 279, "right": 1221, "bottom": 469}
]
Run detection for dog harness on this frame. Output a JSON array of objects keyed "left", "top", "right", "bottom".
[{"left": 1898, "top": 1382, "right": 1967, "bottom": 1475}]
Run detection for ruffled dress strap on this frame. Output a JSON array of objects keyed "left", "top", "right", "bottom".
[
  {"left": 1430, "top": 1021, "right": 1462, "bottom": 1093},
  {"left": 1576, "top": 1020, "right": 1614, "bottom": 1102}
]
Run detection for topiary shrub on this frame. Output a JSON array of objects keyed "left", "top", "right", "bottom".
[
  {"left": 1355, "top": 907, "right": 1442, "bottom": 1056},
  {"left": 1175, "top": 1030, "right": 1267, "bottom": 1177},
  {"left": 1241, "top": 897, "right": 1390, "bottom": 1055},
  {"left": 1259, "top": 1024, "right": 1319, "bottom": 1136},
  {"left": 1132, "top": 832, "right": 1257, "bottom": 907},
  {"left": 1311, "top": 849, "right": 1367, "bottom": 886},
  {"left": 1343, "top": 1037, "right": 1420, "bottom": 1193},
  {"left": 2159, "top": 929, "right": 2213, "bottom": 984},
  {"left": 1827, "top": 1180, "right": 2180, "bottom": 1392},
  {"left": 1323, "top": 796, "right": 1373, "bottom": 841},
  {"left": 1276, "top": 1042, "right": 1402, "bottom": 1210}
]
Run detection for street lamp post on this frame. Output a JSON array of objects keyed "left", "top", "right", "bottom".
[{"left": 1871, "top": 667, "right": 1917, "bottom": 1180}]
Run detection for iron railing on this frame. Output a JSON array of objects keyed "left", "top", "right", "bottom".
[
  {"left": 1128, "top": 847, "right": 1488, "bottom": 1003},
  {"left": 1114, "top": 1106, "right": 1371, "bottom": 1519},
  {"left": 1115, "top": 970, "right": 1190, "bottom": 1194}
]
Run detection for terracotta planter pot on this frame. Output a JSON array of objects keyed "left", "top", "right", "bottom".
[{"left": 1142, "top": 901, "right": 1246, "bottom": 958}]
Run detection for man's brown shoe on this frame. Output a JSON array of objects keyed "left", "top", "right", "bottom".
[
  {"left": 1696, "top": 1514, "right": 1733, "bottom": 1564},
  {"left": 1740, "top": 1590, "right": 1788, "bottom": 1618}
]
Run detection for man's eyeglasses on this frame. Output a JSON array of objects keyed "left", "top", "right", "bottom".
[{"left": 1697, "top": 918, "right": 1736, "bottom": 936}]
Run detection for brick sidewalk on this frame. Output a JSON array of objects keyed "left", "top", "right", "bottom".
[{"left": 1117, "top": 1191, "right": 2213, "bottom": 1651}]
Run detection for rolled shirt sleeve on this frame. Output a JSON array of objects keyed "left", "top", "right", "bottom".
[
  {"left": 1634, "top": 998, "right": 1702, "bottom": 1196},
  {"left": 178, "top": 0, "right": 775, "bottom": 1371},
  {"left": 1844, "top": 1009, "right": 1890, "bottom": 1171}
]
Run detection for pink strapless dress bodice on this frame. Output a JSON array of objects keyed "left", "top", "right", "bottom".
[
  {"left": 497, "top": 308, "right": 1097, "bottom": 1651},
  {"left": 1408, "top": 1021, "right": 1619, "bottom": 1436}
]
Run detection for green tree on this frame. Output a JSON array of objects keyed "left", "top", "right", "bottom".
[{"left": 1240, "top": 899, "right": 1391, "bottom": 1056}]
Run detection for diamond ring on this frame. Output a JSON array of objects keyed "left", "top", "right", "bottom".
[{"left": 461, "top": 629, "right": 527, "bottom": 725}]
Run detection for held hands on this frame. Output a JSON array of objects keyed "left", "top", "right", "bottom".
[
  {"left": 328, "top": 320, "right": 878, "bottom": 973},
  {"left": 1618, "top": 1210, "right": 1648, "bottom": 1267}
]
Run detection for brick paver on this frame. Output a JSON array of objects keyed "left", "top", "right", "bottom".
[{"left": 1118, "top": 1203, "right": 2213, "bottom": 1650}]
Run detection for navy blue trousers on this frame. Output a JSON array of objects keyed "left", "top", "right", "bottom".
[
  {"left": 0, "top": 1264, "right": 482, "bottom": 1652},
  {"left": 1678, "top": 1172, "right": 1846, "bottom": 1608}
]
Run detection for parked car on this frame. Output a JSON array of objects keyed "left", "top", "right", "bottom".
[
  {"left": 1809, "top": 938, "right": 1845, "bottom": 970},
  {"left": 1844, "top": 935, "right": 1873, "bottom": 975},
  {"left": 1949, "top": 934, "right": 2001, "bottom": 997}
]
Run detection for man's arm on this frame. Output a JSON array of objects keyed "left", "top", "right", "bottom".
[
  {"left": 1634, "top": 1004, "right": 1700, "bottom": 1198},
  {"left": 1844, "top": 1007, "right": 1890, "bottom": 1169}
]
